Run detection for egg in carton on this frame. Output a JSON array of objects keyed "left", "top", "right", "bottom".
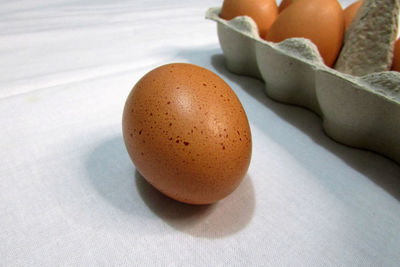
[{"left": 206, "top": 7, "right": 400, "bottom": 164}]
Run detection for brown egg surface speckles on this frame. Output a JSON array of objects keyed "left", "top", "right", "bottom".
[{"left": 122, "top": 63, "right": 252, "bottom": 205}]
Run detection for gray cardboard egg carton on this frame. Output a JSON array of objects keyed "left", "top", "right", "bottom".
[{"left": 206, "top": 7, "right": 400, "bottom": 164}]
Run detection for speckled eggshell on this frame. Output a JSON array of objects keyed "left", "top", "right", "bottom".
[{"left": 122, "top": 63, "right": 252, "bottom": 205}]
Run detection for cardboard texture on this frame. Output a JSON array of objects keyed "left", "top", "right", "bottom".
[{"left": 206, "top": 7, "right": 400, "bottom": 164}]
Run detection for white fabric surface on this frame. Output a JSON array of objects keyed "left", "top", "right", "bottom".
[{"left": 1, "top": 0, "right": 400, "bottom": 266}]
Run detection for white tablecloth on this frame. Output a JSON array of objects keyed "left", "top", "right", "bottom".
[{"left": 1, "top": 0, "right": 400, "bottom": 266}]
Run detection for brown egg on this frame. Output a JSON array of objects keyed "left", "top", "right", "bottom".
[
  {"left": 392, "top": 39, "right": 400, "bottom": 72},
  {"left": 344, "top": 0, "right": 362, "bottom": 31},
  {"left": 220, "top": 0, "right": 278, "bottom": 38},
  {"left": 278, "top": 0, "right": 294, "bottom": 13},
  {"left": 265, "top": 0, "right": 345, "bottom": 67},
  {"left": 122, "top": 63, "right": 252, "bottom": 205}
]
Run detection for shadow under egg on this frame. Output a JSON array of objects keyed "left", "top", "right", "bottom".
[{"left": 135, "top": 171, "right": 255, "bottom": 239}]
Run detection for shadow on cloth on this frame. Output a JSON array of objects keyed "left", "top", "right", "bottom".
[
  {"left": 135, "top": 171, "right": 255, "bottom": 238},
  {"left": 86, "top": 136, "right": 255, "bottom": 238}
]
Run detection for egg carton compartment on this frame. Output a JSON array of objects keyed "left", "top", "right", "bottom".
[{"left": 206, "top": 7, "right": 400, "bottom": 164}]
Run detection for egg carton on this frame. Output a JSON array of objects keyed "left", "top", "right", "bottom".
[{"left": 206, "top": 7, "right": 400, "bottom": 164}]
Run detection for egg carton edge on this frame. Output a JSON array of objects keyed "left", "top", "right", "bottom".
[{"left": 206, "top": 7, "right": 400, "bottom": 164}]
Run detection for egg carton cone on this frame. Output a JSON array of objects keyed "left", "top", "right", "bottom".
[{"left": 206, "top": 7, "right": 400, "bottom": 164}]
